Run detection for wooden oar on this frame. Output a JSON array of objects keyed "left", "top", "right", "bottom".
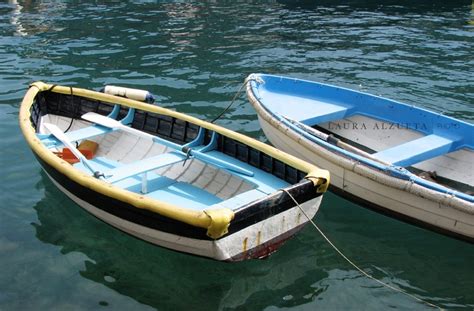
[
  {"left": 282, "top": 116, "right": 391, "bottom": 166},
  {"left": 43, "top": 123, "right": 104, "bottom": 177},
  {"left": 81, "top": 112, "right": 254, "bottom": 177}
]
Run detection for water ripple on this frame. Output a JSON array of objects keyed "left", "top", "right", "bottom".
[{"left": 0, "top": 1, "right": 473, "bottom": 310}]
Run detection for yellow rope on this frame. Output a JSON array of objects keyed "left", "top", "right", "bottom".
[{"left": 281, "top": 188, "right": 443, "bottom": 310}]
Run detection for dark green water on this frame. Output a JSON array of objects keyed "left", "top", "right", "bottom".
[{"left": 1, "top": 1, "right": 473, "bottom": 310}]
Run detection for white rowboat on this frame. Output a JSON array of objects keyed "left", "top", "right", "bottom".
[
  {"left": 19, "top": 82, "right": 330, "bottom": 261},
  {"left": 247, "top": 73, "right": 474, "bottom": 242}
]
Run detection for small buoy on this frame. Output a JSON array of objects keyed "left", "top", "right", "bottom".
[{"left": 104, "top": 85, "right": 155, "bottom": 103}]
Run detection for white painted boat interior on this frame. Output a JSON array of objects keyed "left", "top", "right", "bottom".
[
  {"left": 39, "top": 114, "right": 288, "bottom": 211},
  {"left": 318, "top": 114, "right": 473, "bottom": 191}
]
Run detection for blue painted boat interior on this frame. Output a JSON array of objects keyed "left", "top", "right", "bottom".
[
  {"left": 71, "top": 150, "right": 289, "bottom": 211},
  {"left": 39, "top": 119, "right": 291, "bottom": 211},
  {"left": 252, "top": 73, "right": 474, "bottom": 152},
  {"left": 250, "top": 73, "right": 473, "bottom": 202}
]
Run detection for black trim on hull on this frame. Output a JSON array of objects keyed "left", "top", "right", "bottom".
[
  {"left": 47, "top": 175, "right": 316, "bottom": 262},
  {"left": 231, "top": 179, "right": 319, "bottom": 232},
  {"left": 32, "top": 91, "right": 311, "bottom": 186},
  {"left": 329, "top": 185, "right": 474, "bottom": 244},
  {"left": 37, "top": 154, "right": 209, "bottom": 240},
  {"left": 36, "top": 153, "right": 320, "bottom": 241}
]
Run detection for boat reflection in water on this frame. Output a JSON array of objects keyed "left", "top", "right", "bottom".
[
  {"left": 32, "top": 175, "right": 332, "bottom": 310},
  {"left": 9, "top": 0, "right": 26, "bottom": 36},
  {"left": 32, "top": 177, "right": 452, "bottom": 310},
  {"left": 7, "top": 0, "right": 67, "bottom": 37}
]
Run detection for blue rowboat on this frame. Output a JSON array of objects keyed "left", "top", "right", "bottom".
[
  {"left": 19, "top": 82, "right": 329, "bottom": 261},
  {"left": 246, "top": 73, "right": 474, "bottom": 242}
]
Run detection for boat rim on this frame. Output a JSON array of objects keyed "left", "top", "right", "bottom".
[
  {"left": 19, "top": 81, "right": 330, "bottom": 239},
  {"left": 246, "top": 73, "right": 474, "bottom": 204},
  {"left": 248, "top": 73, "right": 474, "bottom": 129}
]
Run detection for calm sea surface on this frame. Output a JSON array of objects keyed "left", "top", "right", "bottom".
[{"left": 1, "top": 1, "right": 473, "bottom": 310}]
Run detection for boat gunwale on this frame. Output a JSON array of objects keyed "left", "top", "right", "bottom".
[
  {"left": 249, "top": 73, "right": 474, "bottom": 142},
  {"left": 19, "top": 81, "right": 329, "bottom": 239},
  {"left": 38, "top": 152, "right": 322, "bottom": 241},
  {"left": 246, "top": 73, "right": 474, "bottom": 205}
]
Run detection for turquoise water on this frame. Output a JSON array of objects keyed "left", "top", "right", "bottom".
[{"left": 1, "top": 1, "right": 473, "bottom": 310}]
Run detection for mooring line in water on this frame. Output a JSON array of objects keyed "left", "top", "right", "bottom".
[
  {"left": 281, "top": 189, "right": 443, "bottom": 310},
  {"left": 210, "top": 76, "right": 259, "bottom": 123}
]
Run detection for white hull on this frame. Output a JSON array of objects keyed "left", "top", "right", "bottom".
[
  {"left": 257, "top": 115, "right": 474, "bottom": 241},
  {"left": 21, "top": 83, "right": 330, "bottom": 262},
  {"left": 46, "top": 170, "right": 322, "bottom": 261}
]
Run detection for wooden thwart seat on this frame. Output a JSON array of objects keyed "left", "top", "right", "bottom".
[
  {"left": 40, "top": 125, "right": 114, "bottom": 146},
  {"left": 300, "top": 103, "right": 352, "bottom": 125},
  {"left": 106, "top": 152, "right": 187, "bottom": 183},
  {"left": 270, "top": 92, "right": 352, "bottom": 125},
  {"left": 373, "top": 134, "right": 460, "bottom": 167}
]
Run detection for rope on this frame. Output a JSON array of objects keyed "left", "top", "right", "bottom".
[
  {"left": 209, "top": 77, "right": 256, "bottom": 123},
  {"left": 46, "top": 84, "right": 75, "bottom": 133},
  {"left": 64, "top": 86, "right": 75, "bottom": 133},
  {"left": 281, "top": 188, "right": 443, "bottom": 310}
]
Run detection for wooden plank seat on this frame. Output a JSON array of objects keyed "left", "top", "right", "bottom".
[
  {"left": 263, "top": 90, "right": 352, "bottom": 125},
  {"left": 89, "top": 149, "right": 287, "bottom": 198},
  {"left": 373, "top": 134, "right": 460, "bottom": 167},
  {"left": 39, "top": 105, "right": 126, "bottom": 146},
  {"left": 75, "top": 155, "right": 184, "bottom": 190},
  {"left": 40, "top": 124, "right": 115, "bottom": 147},
  {"left": 74, "top": 156, "right": 223, "bottom": 210},
  {"left": 147, "top": 181, "right": 223, "bottom": 210},
  {"left": 205, "top": 150, "right": 290, "bottom": 194},
  {"left": 105, "top": 152, "right": 187, "bottom": 183},
  {"left": 300, "top": 103, "right": 352, "bottom": 125},
  {"left": 212, "top": 188, "right": 268, "bottom": 209}
]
